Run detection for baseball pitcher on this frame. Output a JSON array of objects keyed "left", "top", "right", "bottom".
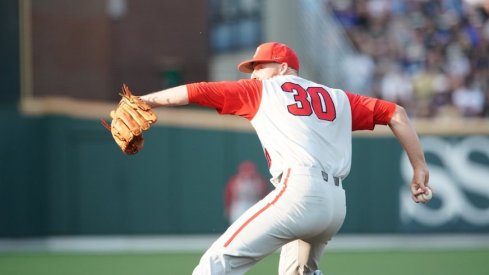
[{"left": 109, "top": 42, "right": 431, "bottom": 274}]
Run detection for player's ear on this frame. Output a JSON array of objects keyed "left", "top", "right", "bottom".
[{"left": 278, "top": 62, "right": 289, "bottom": 75}]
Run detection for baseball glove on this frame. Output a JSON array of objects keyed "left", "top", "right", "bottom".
[{"left": 101, "top": 84, "right": 157, "bottom": 155}]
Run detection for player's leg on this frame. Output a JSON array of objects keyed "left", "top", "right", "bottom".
[
  {"left": 192, "top": 181, "right": 292, "bottom": 275},
  {"left": 278, "top": 178, "right": 346, "bottom": 275}
]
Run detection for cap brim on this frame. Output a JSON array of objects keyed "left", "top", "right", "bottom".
[{"left": 237, "top": 59, "right": 276, "bottom": 73}]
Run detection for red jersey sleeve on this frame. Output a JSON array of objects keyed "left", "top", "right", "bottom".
[
  {"left": 186, "top": 79, "right": 263, "bottom": 120},
  {"left": 346, "top": 92, "right": 396, "bottom": 131}
]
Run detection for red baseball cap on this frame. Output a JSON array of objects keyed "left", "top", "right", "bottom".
[{"left": 237, "top": 42, "right": 300, "bottom": 73}]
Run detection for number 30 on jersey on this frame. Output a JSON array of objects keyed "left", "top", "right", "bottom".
[{"left": 281, "top": 82, "right": 336, "bottom": 121}]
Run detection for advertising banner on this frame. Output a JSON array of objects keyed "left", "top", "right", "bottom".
[{"left": 400, "top": 136, "right": 489, "bottom": 232}]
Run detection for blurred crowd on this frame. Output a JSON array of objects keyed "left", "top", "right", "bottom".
[{"left": 329, "top": 0, "right": 489, "bottom": 118}]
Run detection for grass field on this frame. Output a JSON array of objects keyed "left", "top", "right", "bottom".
[{"left": 1, "top": 249, "right": 488, "bottom": 275}]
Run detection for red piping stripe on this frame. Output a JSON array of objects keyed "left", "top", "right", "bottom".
[{"left": 223, "top": 168, "right": 291, "bottom": 248}]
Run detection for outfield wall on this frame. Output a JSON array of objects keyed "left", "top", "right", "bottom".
[{"left": 1, "top": 104, "right": 489, "bottom": 237}]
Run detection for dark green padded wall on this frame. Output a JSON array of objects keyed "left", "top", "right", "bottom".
[{"left": 2, "top": 110, "right": 488, "bottom": 236}]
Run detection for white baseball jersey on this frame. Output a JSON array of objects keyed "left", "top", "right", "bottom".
[
  {"left": 252, "top": 75, "right": 352, "bottom": 180},
  {"left": 188, "top": 75, "right": 394, "bottom": 181}
]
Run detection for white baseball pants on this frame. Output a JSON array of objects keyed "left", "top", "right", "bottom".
[{"left": 192, "top": 167, "right": 346, "bottom": 275}]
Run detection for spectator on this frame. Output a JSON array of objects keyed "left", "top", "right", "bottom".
[
  {"left": 452, "top": 75, "right": 486, "bottom": 117},
  {"left": 379, "top": 61, "right": 415, "bottom": 115},
  {"left": 341, "top": 30, "right": 376, "bottom": 95}
]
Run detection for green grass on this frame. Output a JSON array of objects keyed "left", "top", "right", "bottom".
[{"left": 1, "top": 249, "right": 488, "bottom": 275}]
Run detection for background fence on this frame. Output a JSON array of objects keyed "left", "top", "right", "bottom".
[{"left": 1, "top": 108, "right": 488, "bottom": 237}]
